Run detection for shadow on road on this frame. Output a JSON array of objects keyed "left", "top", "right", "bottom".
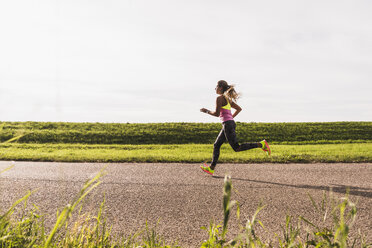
[{"left": 212, "top": 176, "right": 372, "bottom": 199}]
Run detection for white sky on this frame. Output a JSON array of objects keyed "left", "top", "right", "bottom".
[{"left": 0, "top": 0, "right": 371, "bottom": 123}]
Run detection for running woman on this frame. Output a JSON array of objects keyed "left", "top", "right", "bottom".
[{"left": 200, "top": 80, "right": 271, "bottom": 175}]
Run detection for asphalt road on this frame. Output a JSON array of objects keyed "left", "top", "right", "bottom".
[{"left": 0, "top": 161, "right": 371, "bottom": 246}]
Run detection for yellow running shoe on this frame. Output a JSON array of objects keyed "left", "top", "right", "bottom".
[
  {"left": 260, "top": 139, "right": 271, "bottom": 155},
  {"left": 200, "top": 163, "right": 214, "bottom": 175}
]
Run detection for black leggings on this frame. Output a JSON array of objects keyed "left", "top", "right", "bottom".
[{"left": 211, "top": 120, "right": 259, "bottom": 169}]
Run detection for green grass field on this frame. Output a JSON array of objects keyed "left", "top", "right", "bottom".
[
  {"left": 1, "top": 121, "right": 372, "bottom": 163},
  {"left": 1, "top": 143, "right": 371, "bottom": 163},
  {"left": 1, "top": 121, "right": 372, "bottom": 144}
]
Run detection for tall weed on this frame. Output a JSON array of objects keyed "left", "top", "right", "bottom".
[{"left": 201, "top": 176, "right": 371, "bottom": 248}]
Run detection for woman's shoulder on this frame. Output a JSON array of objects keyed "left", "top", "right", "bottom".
[
  {"left": 216, "top": 95, "right": 226, "bottom": 101},
  {"left": 217, "top": 95, "right": 229, "bottom": 105}
]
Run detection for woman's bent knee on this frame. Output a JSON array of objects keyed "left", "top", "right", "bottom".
[{"left": 232, "top": 145, "right": 241, "bottom": 152}]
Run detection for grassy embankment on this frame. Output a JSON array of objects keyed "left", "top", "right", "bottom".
[{"left": 1, "top": 121, "right": 371, "bottom": 163}]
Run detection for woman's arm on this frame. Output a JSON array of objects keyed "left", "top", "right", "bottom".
[
  {"left": 200, "top": 96, "right": 223, "bottom": 117},
  {"left": 231, "top": 101, "right": 242, "bottom": 118}
]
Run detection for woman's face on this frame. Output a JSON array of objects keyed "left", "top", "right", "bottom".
[{"left": 215, "top": 85, "right": 223, "bottom": 94}]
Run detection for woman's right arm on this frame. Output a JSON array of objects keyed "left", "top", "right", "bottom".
[{"left": 200, "top": 96, "right": 223, "bottom": 117}]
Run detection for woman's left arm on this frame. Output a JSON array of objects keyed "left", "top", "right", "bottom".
[{"left": 231, "top": 101, "right": 242, "bottom": 118}]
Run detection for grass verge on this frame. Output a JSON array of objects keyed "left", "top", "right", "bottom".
[
  {"left": 0, "top": 143, "right": 371, "bottom": 163},
  {"left": 2, "top": 121, "right": 372, "bottom": 144}
]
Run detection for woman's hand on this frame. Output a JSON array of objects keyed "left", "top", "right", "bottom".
[{"left": 200, "top": 108, "right": 209, "bottom": 114}]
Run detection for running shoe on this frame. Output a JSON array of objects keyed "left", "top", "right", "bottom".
[
  {"left": 260, "top": 139, "right": 271, "bottom": 155},
  {"left": 200, "top": 163, "right": 214, "bottom": 175}
]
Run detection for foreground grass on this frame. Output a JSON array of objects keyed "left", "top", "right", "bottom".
[
  {"left": 0, "top": 143, "right": 371, "bottom": 163},
  {"left": 1, "top": 168, "right": 371, "bottom": 247}
]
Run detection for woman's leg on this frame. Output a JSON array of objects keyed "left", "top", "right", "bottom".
[
  {"left": 210, "top": 127, "right": 226, "bottom": 170},
  {"left": 224, "top": 121, "right": 260, "bottom": 152}
]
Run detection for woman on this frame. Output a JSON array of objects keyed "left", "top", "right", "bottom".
[{"left": 200, "top": 80, "right": 271, "bottom": 175}]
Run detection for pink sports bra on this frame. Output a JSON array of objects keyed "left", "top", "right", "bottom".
[{"left": 219, "top": 97, "right": 234, "bottom": 122}]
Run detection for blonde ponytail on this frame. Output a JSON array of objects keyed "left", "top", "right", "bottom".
[
  {"left": 218, "top": 80, "right": 240, "bottom": 102},
  {"left": 224, "top": 85, "right": 240, "bottom": 102}
]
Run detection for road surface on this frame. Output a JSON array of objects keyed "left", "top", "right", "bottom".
[{"left": 0, "top": 161, "right": 371, "bottom": 246}]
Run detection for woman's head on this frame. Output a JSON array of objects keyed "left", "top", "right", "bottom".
[{"left": 216, "top": 80, "right": 240, "bottom": 102}]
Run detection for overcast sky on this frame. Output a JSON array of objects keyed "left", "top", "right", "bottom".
[{"left": 0, "top": 0, "right": 371, "bottom": 123}]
